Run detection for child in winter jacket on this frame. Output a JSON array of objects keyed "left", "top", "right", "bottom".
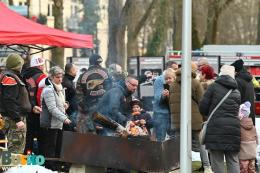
[
  {"left": 239, "top": 101, "right": 258, "bottom": 173},
  {"left": 129, "top": 99, "right": 153, "bottom": 135}
]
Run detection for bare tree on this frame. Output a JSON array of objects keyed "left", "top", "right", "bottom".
[
  {"left": 106, "top": 0, "right": 127, "bottom": 69},
  {"left": 172, "top": 0, "right": 182, "bottom": 50},
  {"left": 146, "top": 0, "right": 171, "bottom": 56},
  {"left": 217, "top": 0, "right": 258, "bottom": 44},
  {"left": 127, "top": 0, "right": 157, "bottom": 57},
  {"left": 203, "top": 0, "right": 235, "bottom": 44},
  {"left": 106, "top": 0, "right": 157, "bottom": 69},
  {"left": 52, "top": 0, "right": 65, "bottom": 68},
  {"left": 256, "top": 0, "right": 260, "bottom": 44}
]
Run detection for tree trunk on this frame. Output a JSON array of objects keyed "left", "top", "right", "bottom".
[
  {"left": 203, "top": 0, "right": 219, "bottom": 44},
  {"left": 106, "top": 0, "right": 127, "bottom": 69},
  {"left": 192, "top": 15, "right": 202, "bottom": 49},
  {"left": 146, "top": 0, "right": 170, "bottom": 56},
  {"left": 52, "top": 0, "right": 64, "bottom": 68},
  {"left": 203, "top": 0, "right": 235, "bottom": 44},
  {"left": 127, "top": 0, "right": 158, "bottom": 57},
  {"left": 172, "top": 0, "right": 182, "bottom": 50},
  {"left": 256, "top": 1, "right": 260, "bottom": 44}
]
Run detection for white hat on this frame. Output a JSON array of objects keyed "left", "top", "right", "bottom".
[
  {"left": 30, "top": 56, "right": 45, "bottom": 67},
  {"left": 219, "top": 65, "right": 235, "bottom": 79},
  {"left": 239, "top": 101, "right": 251, "bottom": 119},
  {"left": 197, "top": 57, "right": 209, "bottom": 67}
]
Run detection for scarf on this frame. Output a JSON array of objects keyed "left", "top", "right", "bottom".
[{"left": 52, "top": 82, "right": 65, "bottom": 105}]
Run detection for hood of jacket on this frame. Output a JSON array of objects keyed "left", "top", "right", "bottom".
[
  {"left": 22, "top": 67, "right": 42, "bottom": 79},
  {"left": 236, "top": 68, "right": 253, "bottom": 82},
  {"left": 117, "top": 79, "right": 132, "bottom": 97},
  {"left": 240, "top": 118, "right": 254, "bottom": 130},
  {"left": 175, "top": 69, "right": 197, "bottom": 83},
  {"left": 215, "top": 75, "right": 238, "bottom": 89}
]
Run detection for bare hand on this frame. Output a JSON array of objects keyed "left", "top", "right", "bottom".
[
  {"left": 96, "top": 126, "right": 103, "bottom": 130},
  {"left": 33, "top": 106, "right": 42, "bottom": 114},
  {"left": 16, "top": 121, "right": 25, "bottom": 129},
  {"left": 64, "top": 102, "right": 69, "bottom": 110},
  {"left": 134, "top": 120, "right": 140, "bottom": 124},
  {"left": 162, "top": 89, "right": 169, "bottom": 97},
  {"left": 64, "top": 118, "right": 71, "bottom": 125},
  {"left": 140, "top": 119, "right": 146, "bottom": 125}
]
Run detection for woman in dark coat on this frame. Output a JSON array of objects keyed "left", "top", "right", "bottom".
[{"left": 199, "top": 65, "right": 241, "bottom": 173}]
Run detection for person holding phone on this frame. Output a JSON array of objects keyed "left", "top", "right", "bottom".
[{"left": 153, "top": 64, "right": 177, "bottom": 141}]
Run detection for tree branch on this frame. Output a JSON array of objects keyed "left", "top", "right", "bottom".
[{"left": 132, "top": 0, "right": 157, "bottom": 40}]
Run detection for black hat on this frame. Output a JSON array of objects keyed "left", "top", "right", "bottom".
[
  {"left": 231, "top": 59, "right": 244, "bottom": 72},
  {"left": 130, "top": 99, "right": 143, "bottom": 108},
  {"left": 89, "top": 54, "right": 103, "bottom": 65}
]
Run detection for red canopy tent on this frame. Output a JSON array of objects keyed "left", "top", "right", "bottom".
[{"left": 0, "top": 2, "right": 93, "bottom": 52}]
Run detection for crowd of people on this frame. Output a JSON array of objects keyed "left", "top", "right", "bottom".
[{"left": 0, "top": 52, "right": 258, "bottom": 173}]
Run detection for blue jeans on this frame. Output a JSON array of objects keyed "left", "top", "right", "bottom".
[{"left": 153, "top": 112, "right": 170, "bottom": 141}]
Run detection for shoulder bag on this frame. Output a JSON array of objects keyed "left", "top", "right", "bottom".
[{"left": 199, "top": 89, "right": 233, "bottom": 145}]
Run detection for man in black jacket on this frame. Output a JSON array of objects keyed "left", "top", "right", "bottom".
[
  {"left": 22, "top": 56, "right": 47, "bottom": 154},
  {"left": 231, "top": 59, "right": 255, "bottom": 125},
  {"left": 0, "top": 53, "right": 31, "bottom": 154},
  {"left": 76, "top": 54, "right": 112, "bottom": 133},
  {"left": 62, "top": 63, "right": 78, "bottom": 131}
]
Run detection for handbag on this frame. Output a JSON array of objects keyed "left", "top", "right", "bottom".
[{"left": 199, "top": 89, "right": 233, "bottom": 145}]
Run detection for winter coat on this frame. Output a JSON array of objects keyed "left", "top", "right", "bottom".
[
  {"left": 239, "top": 117, "right": 257, "bottom": 160},
  {"left": 40, "top": 79, "right": 68, "bottom": 129},
  {"left": 169, "top": 70, "right": 204, "bottom": 130},
  {"left": 153, "top": 75, "right": 170, "bottom": 114},
  {"left": 131, "top": 110, "right": 153, "bottom": 134},
  {"left": 201, "top": 79, "right": 214, "bottom": 90},
  {"left": 199, "top": 75, "right": 241, "bottom": 151},
  {"left": 97, "top": 80, "right": 132, "bottom": 126},
  {"left": 76, "top": 65, "right": 112, "bottom": 110},
  {"left": 235, "top": 68, "right": 255, "bottom": 124},
  {"left": 62, "top": 73, "right": 78, "bottom": 116},
  {"left": 0, "top": 70, "right": 31, "bottom": 122},
  {"left": 22, "top": 67, "right": 47, "bottom": 107}
]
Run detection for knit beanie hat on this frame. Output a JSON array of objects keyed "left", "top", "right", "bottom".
[
  {"left": 231, "top": 59, "right": 244, "bottom": 72},
  {"left": 130, "top": 99, "right": 143, "bottom": 108},
  {"left": 6, "top": 53, "right": 24, "bottom": 70},
  {"left": 219, "top": 65, "right": 235, "bottom": 79},
  {"left": 239, "top": 101, "right": 251, "bottom": 119},
  {"left": 30, "top": 56, "right": 45, "bottom": 67}
]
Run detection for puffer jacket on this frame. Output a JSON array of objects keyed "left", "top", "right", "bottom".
[
  {"left": 239, "top": 117, "right": 257, "bottom": 160},
  {"left": 169, "top": 70, "right": 204, "bottom": 130},
  {"left": 199, "top": 75, "right": 241, "bottom": 151},
  {"left": 235, "top": 68, "right": 255, "bottom": 124},
  {"left": 40, "top": 79, "right": 68, "bottom": 129}
]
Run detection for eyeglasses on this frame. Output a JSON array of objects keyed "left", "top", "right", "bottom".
[{"left": 127, "top": 81, "right": 138, "bottom": 87}]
